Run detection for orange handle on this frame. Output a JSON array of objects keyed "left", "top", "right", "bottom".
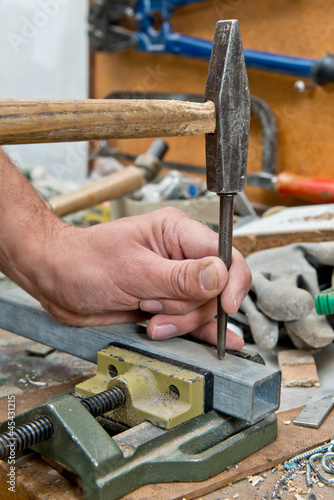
[{"left": 277, "top": 171, "right": 334, "bottom": 203}]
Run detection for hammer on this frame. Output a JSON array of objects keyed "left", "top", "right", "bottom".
[
  {"left": 205, "top": 21, "right": 250, "bottom": 359},
  {"left": 49, "top": 139, "right": 168, "bottom": 217},
  {"left": 0, "top": 20, "right": 250, "bottom": 359}
]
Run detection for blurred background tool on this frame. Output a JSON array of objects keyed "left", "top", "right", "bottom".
[
  {"left": 205, "top": 21, "right": 250, "bottom": 359},
  {"left": 247, "top": 170, "right": 334, "bottom": 204},
  {"left": 88, "top": 0, "right": 334, "bottom": 87},
  {"left": 49, "top": 139, "right": 168, "bottom": 217}
]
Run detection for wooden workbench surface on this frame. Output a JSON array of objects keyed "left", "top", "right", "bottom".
[{"left": 1, "top": 330, "right": 334, "bottom": 499}]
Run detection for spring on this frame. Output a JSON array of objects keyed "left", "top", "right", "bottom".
[{"left": 284, "top": 439, "right": 334, "bottom": 470}]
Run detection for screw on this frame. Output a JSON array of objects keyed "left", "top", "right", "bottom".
[
  {"left": 0, "top": 387, "right": 125, "bottom": 460},
  {"left": 284, "top": 438, "right": 334, "bottom": 470},
  {"left": 0, "top": 416, "right": 53, "bottom": 461},
  {"left": 80, "top": 387, "right": 125, "bottom": 417}
]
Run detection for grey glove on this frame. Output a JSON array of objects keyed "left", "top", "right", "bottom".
[{"left": 236, "top": 242, "right": 334, "bottom": 350}]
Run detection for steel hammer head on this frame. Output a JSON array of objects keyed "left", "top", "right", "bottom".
[{"left": 205, "top": 20, "right": 250, "bottom": 194}]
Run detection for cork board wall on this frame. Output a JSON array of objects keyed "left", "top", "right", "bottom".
[{"left": 91, "top": 0, "right": 334, "bottom": 207}]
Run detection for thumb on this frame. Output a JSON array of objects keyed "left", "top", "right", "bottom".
[{"left": 145, "top": 255, "right": 228, "bottom": 301}]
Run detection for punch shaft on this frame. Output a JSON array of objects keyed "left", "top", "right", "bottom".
[{"left": 217, "top": 194, "right": 234, "bottom": 359}]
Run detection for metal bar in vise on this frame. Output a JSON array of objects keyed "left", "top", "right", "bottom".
[{"left": 0, "top": 288, "right": 280, "bottom": 424}]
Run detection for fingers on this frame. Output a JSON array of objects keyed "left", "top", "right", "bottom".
[
  {"left": 190, "top": 321, "right": 244, "bottom": 350},
  {"left": 140, "top": 298, "right": 207, "bottom": 315},
  {"left": 146, "top": 298, "right": 217, "bottom": 340},
  {"left": 135, "top": 253, "right": 228, "bottom": 302},
  {"left": 146, "top": 298, "right": 244, "bottom": 350},
  {"left": 220, "top": 248, "right": 251, "bottom": 314},
  {"left": 155, "top": 207, "right": 220, "bottom": 259},
  {"left": 39, "top": 296, "right": 147, "bottom": 327},
  {"left": 139, "top": 248, "right": 249, "bottom": 311}
]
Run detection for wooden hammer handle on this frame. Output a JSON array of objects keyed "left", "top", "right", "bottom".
[
  {"left": 49, "top": 166, "right": 145, "bottom": 217},
  {"left": 0, "top": 99, "right": 216, "bottom": 145}
]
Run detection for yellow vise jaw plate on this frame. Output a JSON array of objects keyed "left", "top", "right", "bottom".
[{"left": 75, "top": 345, "right": 213, "bottom": 429}]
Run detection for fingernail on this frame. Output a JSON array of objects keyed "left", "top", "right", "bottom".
[
  {"left": 152, "top": 324, "right": 177, "bottom": 340},
  {"left": 234, "top": 289, "right": 248, "bottom": 312},
  {"left": 140, "top": 300, "right": 163, "bottom": 313},
  {"left": 200, "top": 264, "right": 218, "bottom": 291}
]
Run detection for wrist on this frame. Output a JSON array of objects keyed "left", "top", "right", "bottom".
[{"left": 0, "top": 203, "right": 65, "bottom": 287}]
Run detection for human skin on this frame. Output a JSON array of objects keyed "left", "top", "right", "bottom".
[{"left": 0, "top": 147, "right": 251, "bottom": 349}]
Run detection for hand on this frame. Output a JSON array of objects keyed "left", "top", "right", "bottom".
[
  {"left": 236, "top": 242, "right": 334, "bottom": 349},
  {"left": 10, "top": 208, "right": 250, "bottom": 349}
]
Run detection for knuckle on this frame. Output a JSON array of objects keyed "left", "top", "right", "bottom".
[
  {"left": 159, "top": 206, "right": 185, "bottom": 218},
  {"left": 170, "top": 262, "right": 191, "bottom": 297}
]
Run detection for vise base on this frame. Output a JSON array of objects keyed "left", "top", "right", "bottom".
[{"left": 1, "top": 390, "right": 277, "bottom": 500}]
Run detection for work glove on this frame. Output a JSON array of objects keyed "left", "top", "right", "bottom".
[{"left": 235, "top": 241, "right": 334, "bottom": 350}]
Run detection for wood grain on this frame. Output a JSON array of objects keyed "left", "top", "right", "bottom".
[
  {"left": 233, "top": 228, "right": 334, "bottom": 256},
  {"left": 50, "top": 166, "right": 145, "bottom": 216},
  {"left": 0, "top": 99, "right": 216, "bottom": 145}
]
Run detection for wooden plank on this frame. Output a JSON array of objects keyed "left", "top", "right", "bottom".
[
  {"left": 278, "top": 350, "right": 320, "bottom": 388},
  {"left": 233, "top": 228, "right": 334, "bottom": 256}
]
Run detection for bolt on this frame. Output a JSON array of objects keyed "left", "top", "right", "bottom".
[{"left": 80, "top": 387, "right": 125, "bottom": 417}]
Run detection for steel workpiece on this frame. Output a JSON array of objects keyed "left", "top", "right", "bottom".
[{"left": 0, "top": 288, "right": 280, "bottom": 424}]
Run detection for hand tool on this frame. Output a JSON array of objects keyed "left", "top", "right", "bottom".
[
  {"left": 103, "top": 92, "right": 273, "bottom": 213},
  {"left": 49, "top": 139, "right": 168, "bottom": 217},
  {"left": 247, "top": 170, "right": 334, "bottom": 204},
  {"left": 205, "top": 21, "right": 250, "bottom": 359},
  {"left": 89, "top": 0, "right": 334, "bottom": 85}
]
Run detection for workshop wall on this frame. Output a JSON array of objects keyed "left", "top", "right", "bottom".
[
  {"left": 0, "top": 0, "right": 89, "bottom": 182},
  {"left": 92, "top": 0, "right": 334, "bottom": 208}
]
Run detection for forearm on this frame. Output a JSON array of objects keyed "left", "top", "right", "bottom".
[{"left": 0, "top": 147, "right": 64, "bottom": 289}]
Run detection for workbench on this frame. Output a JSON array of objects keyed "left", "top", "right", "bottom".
[{"left": 1, "top": 327, "right": 334, "bottom": 499}]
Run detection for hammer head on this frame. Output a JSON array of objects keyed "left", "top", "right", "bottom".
[{"left": 205, "top": 20, "right": 250, "bottom": 194}]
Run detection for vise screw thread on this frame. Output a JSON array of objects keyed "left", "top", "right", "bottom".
[
  {"left": 80, "top": 387, "right": 126, "bottom": 417},
  {"left": 0, "top": 416, "right": 53, "bottom": 462},
  {"left": 0, "top": 387, "right": 126, "bottom": 460}
]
